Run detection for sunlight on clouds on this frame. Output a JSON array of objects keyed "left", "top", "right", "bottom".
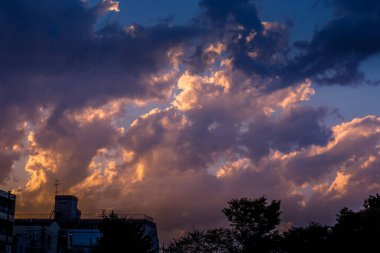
[
  {"left": 278, "top": 81, "right": 314, "bottom": 108},
  {"left": 288, "top": 182, "right": 309, "bottom": 207},
  {"left": 130, "top": 108, "right": 162, "bottom": 127},
  {"left": 272, "top": 80, "right": 314, "bottom": 109},
  {"left": 309, "top": 115, "right": 380, "bottom": 156},
  {"left": 25, "top": 170, "right": 47, "bottom": 192},
  {"left": 66, "top": 98, "right": 130, "bottom": 126},
  {"left": 168, "top": 48, "right": 185, "bottom": 70},
  {"left": 149, "top": 70, "right": 179, "bottom": 88},
  {"left": 25, "top": 131, "right": 62, "bottom": 191},
  {"left": 134, "top": 163, "right": 145, "bottom": 182},
  {"left": 215, "top": 158, "right": 251, "bottom": 178},
  {"left": 271, "top": 150, "right": 299, "bottom": 161},
  {"left": 173, "top": 70, "right": 231, "bottom": 111},
  {"left": 309, "top": 171, "right": 351, "bottom": 199},
  {"left": 174, "top": 73, "right": 204, "bottom": 111},
  {"left": 205, "top": 42, "right": 226, "bottom": 55},
  {"left": 103, "top": 0, "right": 119, "bottom": 12},
  {"left": 261, "top": 21, "right": 287, "bottom": 37},
  {"left": 361, "top": 155, "right": 377, "bottom": 169},
  {"left": 328, "top": 171, "right": 351, "bottom": 196},
  {"left": 71, "top": 146, "right": 146, "bottom": 196},
  {"left": 71, "top": 147, "right": 122, "bottom": 190}
]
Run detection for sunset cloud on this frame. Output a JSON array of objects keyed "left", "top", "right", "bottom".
[{"left": 1, "top": 0, "right": 380, "bottom": 245}]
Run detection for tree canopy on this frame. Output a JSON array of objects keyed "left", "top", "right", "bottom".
[
  {"left": 95, "top": 212, "right": 154, "bottom": 253},
  {"left": 165, "top": 194, "right": 380, "bottom": 253}
]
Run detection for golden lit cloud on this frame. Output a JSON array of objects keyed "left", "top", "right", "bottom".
[
  {"left": 25, "top": 131, "right": 63, "bottom": 191},
  {"left": 328, "top": 171, "right": 351, "bottom": 196}
]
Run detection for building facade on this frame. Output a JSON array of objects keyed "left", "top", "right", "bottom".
[
  {"left": 0, "top": 190, "right": 16, "bottom": 253},
  {"left": 12, "top": 194, "right": 159, "bottom": 253}
]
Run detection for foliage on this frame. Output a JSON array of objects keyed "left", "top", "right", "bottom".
[
  {"left": 331, "top": 194, "right": 380, "bottom": 252},
  {"left": 363, "top": 193, "right": 380, "bottom": 210},
  {"left": 166, "top": 228, "right": 237, "bottom": 253},
  {"left": 222, "top": 197, "right": 281, "bottom": 253},
  {"left": 282, "top": 222, "right": 330, "bottom": 253},
  {"left": 95, "top": 212, "right": 154, "bottom": 253},
  {"left": 166, "top": 193, "right": 380, "bottom": 253},
  {"left": 166, "top": 196, "right": 282, "bottom": 253}
]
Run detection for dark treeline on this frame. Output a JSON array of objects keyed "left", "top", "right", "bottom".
[
  {"left": 164, "top": 194, "right": 380, "bottom": 253},
  {"left": 94, "top": 195, "right": 380, "bottom": 252}
]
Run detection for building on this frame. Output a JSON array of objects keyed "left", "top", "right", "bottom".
[
  {"left": 0, "top": 190, "right": 16, "bottom": 253},
  {"left": 14, "top": 221, "right": 60, "bottom": 253},
  {"left": 13, "top": 195, "right": 159, "bottom": 253},
  {"left": 54, "top": 195, "right": 81, "bottom": 223}
]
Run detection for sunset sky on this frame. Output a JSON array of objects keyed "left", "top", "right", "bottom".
[{"left": 1, "top": 0, "right": 380, "bottom": 243}]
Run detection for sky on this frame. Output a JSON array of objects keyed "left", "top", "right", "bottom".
[{"left": 1, "top": 0, "right": 380, "bottom": 243}]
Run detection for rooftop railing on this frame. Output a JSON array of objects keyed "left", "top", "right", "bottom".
[{"left": 15, "top": 212, "right": 154, "bottom": 221}]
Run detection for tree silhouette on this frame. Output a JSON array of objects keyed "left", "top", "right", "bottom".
[
  {"left": 166, "top": 193, "right": 380, "bottom": 253},
  {"left": 95, "top": 212, "right": 154, "bottom": 253},
  {"left": 222, "top": 197, "right": 281, "bottom": 253},
  {"left": 166, "top": 228, "right": 237, "bottom": 253},
  {"left": 363, "top": 193, "right": 380, "bottom": 209},
  {"left": 166, "top": 196, "right": 281, "bottom": 253},
  {"left": 329, "top": 194, "right": 380, "bottom": 252},
  {"left": 282, "top": 222, "right": 330, "bottom": 253}
]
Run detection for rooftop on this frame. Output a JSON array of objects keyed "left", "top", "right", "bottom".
[{"left": 0, "top": 190, "right": 16, "bottom": 200}]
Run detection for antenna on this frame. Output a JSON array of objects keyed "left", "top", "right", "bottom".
[{"left": 54, "top": 179, "right": 60, "bottom": 195}]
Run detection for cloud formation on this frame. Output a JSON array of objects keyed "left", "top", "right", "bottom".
[
  {"left": 285, "top": 0, "right": 380, "bottom": 85},
  {"left": 1, "top": 0, "right": 380, "bottom": 244}
]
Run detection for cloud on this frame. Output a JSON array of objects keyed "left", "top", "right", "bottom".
[
  {"left": 1, "top": 0, "right": 380, "bottom": 245},
  {"left": 283, "top": 0, "right": 380, "bottom": 85},
  {"left": 52, "top": 67, "right": 333, "bottom": 242},
  {"left": 194, "top": 0, "right": 380, "bottom": 88},
  {"left": 0, "top": 0, "right": 199, "bottom": 185},
  {"left": 0, "top": 0, "right": 198, "bottom": 119}
]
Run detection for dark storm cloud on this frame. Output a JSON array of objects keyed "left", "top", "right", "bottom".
[
  {"left": 199, "top": 0, "right": 262, "bottom": 29},
  {"left": 194, "top": 0, "right": 380, "bottom": 88},
  {"left": 282, "top": 0, "right": 380, "bottom": 86},
  {"left": 239, "top": 106, "right": 331, "bottom": 160},
  {"left": 192, "top": 0, "right": 291, "bottom": 88},
  {"left": 0, "top": 0, "right": 197, "bottom": 109},
  {"left": 328, "top": 0, "right": 380, "bottom": 16},
  {"left": 271, "top": 107, "right": 331, "bottom": 152},
  {"left": 1, "top": 0, "right": 378, "bottom": 118},
  {"left": 0, "top": 0, "right": 198, "bottom": 182},
  {"left": 35, "top": 116, "right": 119, "bottom": 187}
]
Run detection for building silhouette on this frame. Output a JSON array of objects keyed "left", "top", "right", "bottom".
[
  {"left": 4, "top": 192, "right": 159, "bottom": 253},
  {"left": 0, "top": 190, "right": 16, "bottom": 253}
]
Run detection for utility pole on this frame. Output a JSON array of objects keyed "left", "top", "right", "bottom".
[{"left": 54, "top": 179, "right": 60, "bottom": 195}]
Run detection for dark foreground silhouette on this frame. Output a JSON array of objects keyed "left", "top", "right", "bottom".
[
  {"left": 95, "top": 212, "right": 155, "bottom": 253},
  {"left": 164, "top": 194, "right": 380, "bottom": 253}
]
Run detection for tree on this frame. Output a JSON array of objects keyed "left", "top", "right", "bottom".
[
  {"left": 165, "top": 228, "right": 237, "bottom": 253},
  {"left": 331, "top": 194, "right": 380, "bottom": 252},
  {"left": 363, "top": 193, "right": 380, "bottom": 210},
  {"left": 282, "top": 222, "right": 330, "bottom": 253},
  {"left": 95, "top": 212, "right": 154, "bottom": 253},
  {"left": 166, "top": 196, "right": 282, "bottom": 253},
  {"left": 222, "top": 197, "right": 281, "bottom": 252}
]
